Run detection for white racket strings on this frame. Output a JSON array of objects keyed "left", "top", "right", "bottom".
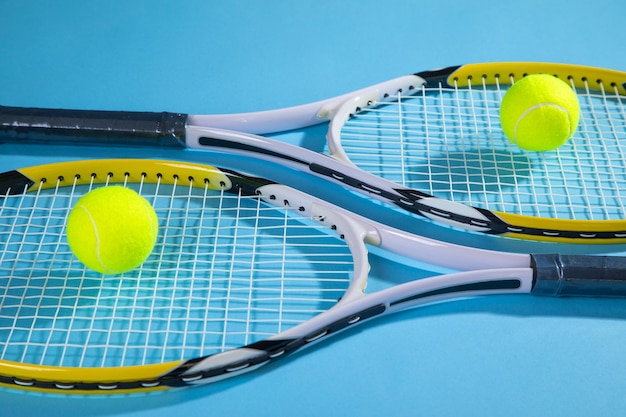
[{"left": 0, "top": 170, "right": 354, "bottom": 369}]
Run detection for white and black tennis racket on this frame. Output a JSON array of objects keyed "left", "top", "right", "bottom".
[
  {"left": 1, "top": 158, "right": 626, "bottom": 394},
  {"left": 1, "top": 62, "right": 626, "bottom": 243}
]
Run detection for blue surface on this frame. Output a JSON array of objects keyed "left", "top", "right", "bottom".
[{"left": 2, "top": 1, "right": 626, "bottom": 416}]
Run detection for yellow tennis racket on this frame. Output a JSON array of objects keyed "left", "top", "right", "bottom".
[
  {"left": 2, "top": 158, "right": 626, "bottom": 394},
  {"left": 2, "top": 62, "right": 626, "bottom": 243}
]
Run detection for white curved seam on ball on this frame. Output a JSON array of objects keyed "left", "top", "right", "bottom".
[
  {"left": 79, "top": 204, "right": 110, "bottom": 273},
  {"left": 513, "top": 102, "right": 572, "bottom": 143},
  {"left": 142, "top": 202, "right": 157, "bottom": 242}
]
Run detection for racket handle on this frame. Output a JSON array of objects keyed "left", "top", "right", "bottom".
[
  {"left": 0, "top": 105, "right": 188, "bottom": 147},
  {"left": 531, "top": 253, "right": 626, "bottom": 297}
]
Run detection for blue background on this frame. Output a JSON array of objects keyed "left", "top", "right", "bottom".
[{"left": 2, "top": 1, "right": 626, "bottom": 416}]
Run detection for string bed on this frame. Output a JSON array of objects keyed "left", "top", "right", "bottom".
[
  {"left": 0, "top": 173, "right": 353, "bottom": 369},
  {"left": 339, "top": 78, "right": 626, "bottom": 220}
]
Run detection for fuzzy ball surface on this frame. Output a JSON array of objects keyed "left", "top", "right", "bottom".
[
  {"left": 66, "top": 186, "right": 159, "bottom": 274},
  {"left": 500, "top": 74, "right": 580, "bottom": 151}
]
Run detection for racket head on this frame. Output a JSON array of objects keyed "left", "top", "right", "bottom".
[
  {"left": 327, "top": 62, "right": 626, "bottom": 243},
  {"left": 0, "top": 159, "right": 368, "bottom": 393}
]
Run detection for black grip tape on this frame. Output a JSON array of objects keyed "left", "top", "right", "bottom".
[
  {"left": 0, "top": 106, "right": 188, "bottom": 148},
  {"left": 531, "top": 253, "right": 626, "bottom": 297}
]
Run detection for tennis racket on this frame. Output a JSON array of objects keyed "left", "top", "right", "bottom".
[
  {"left": 1, "top": 62, "right": 626, "bottom": 244},
  {"left": 1, "top": 158, "right": 626, "bottom": 394}
]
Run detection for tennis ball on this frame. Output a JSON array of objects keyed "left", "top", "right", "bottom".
[
  {"left": 500, "top": 74, "right": 580, "bottom": 152},
  {"left": 66, "top": 186, "right": 159, "bottom": 274}
]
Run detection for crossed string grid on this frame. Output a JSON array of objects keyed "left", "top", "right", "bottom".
[{"left": 0, "top": 174, "right": 353, "bottom": 369}]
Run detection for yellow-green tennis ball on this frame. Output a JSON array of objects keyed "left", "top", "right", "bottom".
[
  {"left": 66, "top": 186, "right": 159, "bottom": 274},
  {"left": 500, "top": 74, "right": 580, "bottom": 152}
]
